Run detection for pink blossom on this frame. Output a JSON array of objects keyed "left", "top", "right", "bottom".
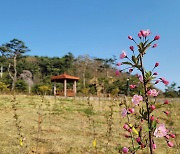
[
  {"left": 147, "top": 89, "right": 159, "bottom": 97},
  {"left": 140, "top": 29, "right": 151, "bottom": 37},
  {"left": 138, "top": 31, "right": 142, "bottom": 38},
  {"left": 123, "top": 124, "right": 129, "bottom": 130},
  {"left": 120, "top": 50, "right": 127, "bottom": 59},
  {"left": 122, "top": 147, "right": 129, "bottom": 153},
  {"left": 129, "top": 84, "right": 136, "bottom": 89},
  {"left": 128, "top": 36, "right": 133, "bottom": 40},
  {"left": 128, "top": 108, "right": 135, "bottom": 113},
  {"left": 154, "top": 35, "right": 160, "bottom": 40},
  {"left": 154, "top": 124, "right": 167, "bottom": 137},
  {"left": 155, "top": 62, "right": 159, "bottom": 67},
  {"left": 152, "top": 143, "right": 157, "bottom": 149},
  {"left": 169, "top": 134, "right": 176, "bottom": 138},
  {"left": 132, "top": 94, "right": 143, "bottom": 105},
  {"left": 152, "top": 44, "right": 158, "bottom": 48},
  {"left": 122, "top": 108, "right": 127, "bottom": 117},
  {"left": 167, "top": 141, "right": 174, "bottom": 147},
  {"left": 115, "top": 70, "right": 120, "bottom": 76},
  {"left": 129, "top": 46, "right": 134, "bottom": 51},
  {"left": 150, "top": 105, "right": 156, "bottom": 110}
]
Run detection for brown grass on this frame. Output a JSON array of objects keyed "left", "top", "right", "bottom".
[{"left": 0, "top": 95, "right": 179, "bottom": 154}]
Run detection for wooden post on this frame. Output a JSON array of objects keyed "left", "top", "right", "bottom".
[
  {"left": 73, "top": 80, "right": 77, "bottom": 96},
  {"left": 64, "top": 79, "right": 67, "bottom": 97},
  {"left": 53, "top": 82, "right": 56, "bottom": 96}
]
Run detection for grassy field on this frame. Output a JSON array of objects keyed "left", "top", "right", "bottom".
[{"left": 0, "top": 95, "right": 179, "bottom": 154}]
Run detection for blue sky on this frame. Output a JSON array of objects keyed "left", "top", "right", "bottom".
[{"left": 0, "top": 0, "right": 180, "bottom": 90}]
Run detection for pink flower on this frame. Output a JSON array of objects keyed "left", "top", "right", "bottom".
[
  {"left": 138, "top": 75, "right": 143, "bottom": 82},
  {"left": 128, "top": 36, "right": 133, "bottom": 40},
  {"left": 129, "top": 68, "right": 133, "bottom": 73},
  {"left": 129, "top": 46, "right": 134, "bottom": 51},
  {"left": 155, "top": 62, "right": 159, "bottom": 67},
  {"left": 120, "top": 50, "right": 127, "bottom": 59},
  {"left": 129, "top": 84, "right": 136, "bottom": 89},
  {"left": 122, "top": 108, "right": 128, "bottom": 117},
  {"left": 138, "top": 31, "right": 142, "bottom": 38},
  {"left": 150, "top": 105, "right": 156, "bottom": 110},
  {"left": 167, "top": 141, "right": 174, "bottom": 147},
  {"left": 153, "top": 72, "right": 158, "bottom": 75},
  {"left": 123, "top": 124, "right": 129, "bottom": 130},
  {"left": 128, "top": 108, "right": 135, "bottom": 113},
  {"left": 140, "top": 29, "right": 151, "bottom": 37},
  {"left": 147, "top": 89, "right": 159, "bottom": 97},
  {"left": 154, "top": 124, "right": 167, "bottom": 137},
  {"left": 117, "top": 62, "right": 121, "bottom": 66},
  {"left": 164, "top": 99, "right": 169, "bottom": 104},
  {"left": 152, "top": 44, "right": 158, "bottom": 48},
  {"left": 132, "top": 94, "right": 143, "bottom": 105},
  {"left": 122, "top": 147, "right": 129, "bottom": 153},
  {"left": 169, "top": 134, "right": 176, "bottom": 138},
  {"left": 154, "top": 35, "right": 160, "bottom": 40},
  {"left": 115, "top": 70, "right": 120, "bottom": 76},
  {"left": 152, "top": 143, "right": 157, "bottom": 149}
]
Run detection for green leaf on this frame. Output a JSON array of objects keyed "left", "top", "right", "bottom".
[
  {"left": 122, "top": 61, "right": 133, "bottom": 66},
  {"left": 132, "top": 56, "right": 137, "bottom": 64}
]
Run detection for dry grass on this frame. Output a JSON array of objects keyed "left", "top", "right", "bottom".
[{"left": 0, "top": 95, "right": 179, "bottom": 154}]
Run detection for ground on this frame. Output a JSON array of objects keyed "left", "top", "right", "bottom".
[{"left": 0, "top": 95, "right": 179, "bottom": 154}]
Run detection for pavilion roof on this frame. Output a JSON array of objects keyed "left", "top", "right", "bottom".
[{"left": 51, "top": 73, "right": 79, "bottom": 82}]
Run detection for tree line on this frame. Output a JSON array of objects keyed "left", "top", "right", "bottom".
[{"left": 0, "top": 38, "right": 179, "bottom": 97}]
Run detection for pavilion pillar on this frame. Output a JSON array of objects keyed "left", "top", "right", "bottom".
[
  {"left": 73, "top": 80, "right": 77, "bottom": 96},
  {"left": 64, "top": 79, "right": 67, "bottom": 97},
  {"left": 53, "top": 82, "right": 56, "bottom": 96}
]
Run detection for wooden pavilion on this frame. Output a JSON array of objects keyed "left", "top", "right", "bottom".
[{"left": 51, "top": 73, "right": 79, "bottom": 97}]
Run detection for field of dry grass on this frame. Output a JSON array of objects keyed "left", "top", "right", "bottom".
[{"left": 0, "top": 95, "right": 179, "bottom": 154}]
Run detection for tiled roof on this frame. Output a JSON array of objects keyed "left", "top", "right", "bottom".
[{"left": 51, "top": 73, "right": 79, "bottom": 81}]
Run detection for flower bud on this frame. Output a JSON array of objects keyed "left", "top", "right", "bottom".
[
  {"left": 128, "top": 36, "right": 133, "bottom": 40},
  {"left": 115, "top": 70, "right": 120, "bottom": 76},
  {"left": 169, "top": 134, "right": 176, "bottom": 138},
  {"left": 136, "top": 137, "right": 141, "bottom": 143},
  {"left": 123, "top": 124, "right": 129, "bottom": 130},
  {"left": 154, "top": 35, "right": 160, "bottom": 40},
  {"left": 164, "top": 111, "right": 169, "bottom": 116},
  {"left": 128, "top": 108, "right": 135, "bottom": 113},
  {"left": 164, "top": 99, "right": 169, "bottom": 104},
  {"left": 155, "top": 80, "right": 160, "bottom": 84},
  {"left": 150, "top": 105, "right": 156, "bottom": 111},
  {"left": 153, "top": 72, "right": 158, "bottom": 75},
  {"left": 152, "top": 44, "right": 157, "bottom": 48},
  {"left": 167, "top": 141, "right": 174, "bottom": 147},
  {"left": 129, "top": 68, "right": 133, "bottom": 73},
  {"left": 122, "top": 147, "right": 129, "bottom": 153},
  {"left": 150, "top": 116, "right": 155, "bottom": 121},
  {"left": 130, "top": 46, "right": 134, "bottom": 51},
  {"left": 116, "top": 62, "right": 121, "bottom": 66},
  {"left": 155, "top": 62, "right": 159, "bottom": 67},
  {"left": 152, "top": 143, "right": 157, "bottom": 149},
  {"left": 138, "top": 31, "right": 142, "bottom": 38},
  {"left": 165, "top": 135, "right": 170, "bottom": 139}
]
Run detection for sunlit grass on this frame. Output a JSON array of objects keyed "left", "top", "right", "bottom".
[{"left": 0, "top": 95, "right": 179, "bottom": 153}]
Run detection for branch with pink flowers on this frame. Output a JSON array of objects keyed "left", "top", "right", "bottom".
[{"left": 116, "top": 30, "right": 176, "bottom": 154}]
